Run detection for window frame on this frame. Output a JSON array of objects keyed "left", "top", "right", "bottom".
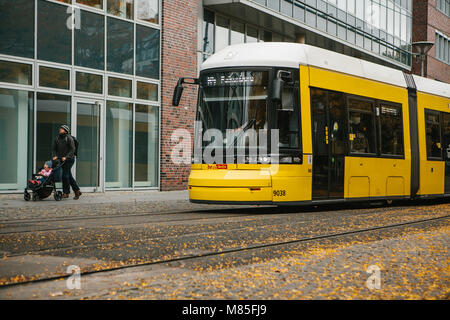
[
  {"left": 0, "top": 57, "right": 34, "bottom": 89},
  {"left": 107, "top": 74, "right": 134, "bottom": 101},
  {"left": 134, "top": 77, "right": 159, "bottom": 104},
  {"left": 425, "top": 108, "right": 443, "bottom": 161},
  {"left": 376, "top": 100, "right": 405, "bottom": 159},
  {"left": 346, "top": 95, "right": 378, "bottom": 157},
  {"left": 272, "top": 67, "right": 303, "bottom": 159},
  {"left": 37, "top": 63, "right": 72, "bottom": 93},
  {"left": 73, "top": 68, "right": 105, "bottom": 97}
]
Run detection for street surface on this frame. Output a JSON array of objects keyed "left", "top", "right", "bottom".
[{"left": 0, "top": 191, "right": 448, "bottom": 300}]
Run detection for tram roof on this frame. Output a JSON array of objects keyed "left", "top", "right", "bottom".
[
  {"left": 412, "top": 74, "right": 450, "bottom": 99},
  {"left": 201, "top": 43, "right": 450, "bottom": 98}
]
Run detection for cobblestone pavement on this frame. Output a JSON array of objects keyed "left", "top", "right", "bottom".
[
  {"left": 0, "top": 193, "right": 448, "bottom": 300},
  {"left": 91, "top": 224, "right": 450, "bottom": 300}
]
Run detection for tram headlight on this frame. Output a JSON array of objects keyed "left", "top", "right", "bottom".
[
  {"left": 258, "top": 156, "right": 271, "bottom": 164},
  {"left": 280, "top": 157, "right": 293, "bottom": 163}
]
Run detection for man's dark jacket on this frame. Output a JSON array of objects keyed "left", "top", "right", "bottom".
[{"left": 53, "top": 133, "right": 76, "bottom": 159}]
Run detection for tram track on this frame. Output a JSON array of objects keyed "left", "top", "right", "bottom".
[
  {"left": 0, "top": 208, "right": 448, "bottom": 257},
  {"left": 1, "top": 199, "right": 439, "bottom": 235},
  {"left": 0, "top": 211, "right": 267, "bottom": 235},
  {"left": 0, "top": 213, "right": 448, "bottom": 289}
]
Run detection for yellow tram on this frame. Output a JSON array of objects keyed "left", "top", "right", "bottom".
[{"left": 173, "top": 43, "right": 450, "bottom": 205}]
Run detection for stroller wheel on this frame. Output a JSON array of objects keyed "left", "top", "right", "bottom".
[
  {"left": 54, "top": 191, "right": 63, "bottom": 201},
  {"left": 24, "top": 192, "right": 31, "bottom": 201},
  {"left": 32, "top": 193, "right": 39, "bottom": 201}
]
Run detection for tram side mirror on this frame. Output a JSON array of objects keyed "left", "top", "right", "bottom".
[
  {"left": 272, "top": 70, "right": 292, "bottom": 103},
  {"left": 172, "top": 80, "right": 184, "bottom": 106},
  {"left": 272, "top": 77, "right": 284, "bottom": 103}
]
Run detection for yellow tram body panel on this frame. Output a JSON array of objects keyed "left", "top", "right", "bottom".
[
  {"left": 416, "top": 91, "right": 448, "bottom": 196},
  {"left": 189, "top": 155, "right": 313, "bottom": 203},
  {"left": 308, "top": 66, "right": 412, "bottom": 200},
  {"left": 344, "top": 157, "right": 410, "bottom": 198}
]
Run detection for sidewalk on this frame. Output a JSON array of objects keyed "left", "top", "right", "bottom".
[{"left": 0, "top": 190, "right": 189, "bottom": 209}]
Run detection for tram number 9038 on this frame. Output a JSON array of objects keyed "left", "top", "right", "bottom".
[{"left": 273, "top": 190, "right": 286, "bottom": 197}]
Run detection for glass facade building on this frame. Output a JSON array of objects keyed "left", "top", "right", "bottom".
[
  {"left": 0, "top": 0, "right": 160, "bottom": 191},
  {"left": 202, "top": 0, "right": 413, "bottom": 69}
]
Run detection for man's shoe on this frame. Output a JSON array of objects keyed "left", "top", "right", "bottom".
[
  {"left": 74, "top": 190, "right": 82, "bottom": 200},
  {"left": 61, "top": 193, "right": 69, "bottom": 199}
]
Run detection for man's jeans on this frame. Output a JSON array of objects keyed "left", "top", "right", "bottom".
[{"left": 61, "top": 158, "right": 80, "bottom": 194}]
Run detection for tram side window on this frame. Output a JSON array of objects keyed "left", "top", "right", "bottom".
[
  {"left": 276, "top": 82, "right": 300, "bottom": 149},
  {"left": 379, "top": 104, "right": 404, "bottom": 156},
  {"left": 425, "top": 110, "right": 442, "bottom": 159},
  {"left": 348, "top": 98, "right": 376, "bottom": 154}
]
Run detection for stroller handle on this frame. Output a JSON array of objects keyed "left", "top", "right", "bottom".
[{"left": 52, "top": 158, "right": 66, "bottom": 168}]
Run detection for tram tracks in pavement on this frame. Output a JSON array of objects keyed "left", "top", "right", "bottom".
[
  {"left": 0, "top": 199, "right": 440, "bottom": 235},
  {"left": 0, "top": 212, "right": 448, "bottom": 288},
  {"left": 0, "top": 203, "right": 424, "bottom": 255}
]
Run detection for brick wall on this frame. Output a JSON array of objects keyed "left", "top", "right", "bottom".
[
  {"left": 160, "top": 0, "right": 199, "bottom": 190},
  {"left": 411, "top": 0, "right": 450, "bottom": 83}
]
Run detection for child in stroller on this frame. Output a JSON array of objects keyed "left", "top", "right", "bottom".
[
  {"left": 28, "top": 161, "right": 53, "bottom": 187},
  {"left": 24, "top": 159, "right": 64, "bottom": 201}
]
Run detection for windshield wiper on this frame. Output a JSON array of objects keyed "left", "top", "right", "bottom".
[{"left": 226, "top": 118, "right": 256, "bottom": 154}]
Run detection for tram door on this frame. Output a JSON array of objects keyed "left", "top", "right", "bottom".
[
  {"left": 311, "top": 89, "right": 346, "bottom": 199},
  {"left": 443, "top": 113, "right": 450, "bottom": 194}
]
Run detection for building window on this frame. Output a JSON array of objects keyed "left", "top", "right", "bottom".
[
  {"left": 436, "top": 0, "right": 450, "bottom": 17},
  {"left": 203, "top": 9, "right": 215, "bottom": 60},
  {"left": 0, "top": 61, "right": 32, "bottom": 86},
  {"left": 75, "top": 10, "right": 105, "bottom": 70},
  {"left": 37, "top": 0, "right": 72, "bottom": 65},
  {"left": 106, "top": 101, "right": 133, "bottom": 188},
  {"left": 134, "top": 104, "right": 159, "bottom": 187},
  {"left": 76, "top": 72, "right": 103, "bottom": 95},
  {"left": 230, "top": 20, "right": 245, "bottom": 45},
  {"left": 435, "top": 31, "right": 450, "bottom": 65},
  {"left": 281, "top": 0, "right": 293, "bottom": 16},
  {"left": 378, "top": 104, "right": 404, "bottom": 156},
  {"left": 107, "top": 17, "right": 134, "bottom": 75},
  {"left": 107, "top": 0, "right": 134, "bottom": 20},
  {"left": 77, "top": 0, "right": 103, "bottom": 9},
  {"left": 348, "top": 98, "right": 376, "bottom": 154},
  {"left": 135, "top": 25, "right": 160, "bottom": 79},
  {"left": 137, "top": 81, "right": 158, "bottom": 101},
  {"left": 136, "top": 0, "right": 159, "bottom": 24},
  {"left": 0, "top": 88, "right": 33, "bottom": 190},
  {"left": 0, "top": 0, "right": 35, "bottom": 59},
  {"left": 39, "top": 66, "right": 70, "bottom": 90},
  {"left": 215, "top": 16, "right": 230, "bottom": 52},
  {"left": 108, "top": 77, "right": 132, "bottom": 98},
  {"left": 75, "top": 101, "right": 100, "bottom": 188},
  {"left": 246, "top": 26, "right": 259, "bottom": 43},
  {"left": 36, "top": 93, "right": 71, "bottom": 169},
  {"left": 267, "top": 0, "right": 280, "bottom": 11},
  {"left": 425, "top": 110, "right": 442, "bottom": 160}
]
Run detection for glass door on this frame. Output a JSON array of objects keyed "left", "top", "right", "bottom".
[
  {"left": 311, "top": 89, "right": 346, "bottom": 200},
  {"left": 74, "top": 99, "right": 103, "bottom": 192}
]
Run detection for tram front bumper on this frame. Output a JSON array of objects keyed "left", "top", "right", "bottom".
[{"left": 188, "top": 169, "right": 273, "bottom": 204}]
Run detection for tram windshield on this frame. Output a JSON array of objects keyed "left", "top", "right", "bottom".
[
  {"left": 198, "top": 69, "right": 268, "bottom": 139},
  {"left": 195, "top": 69, "right": 301, "bottom": 164}
]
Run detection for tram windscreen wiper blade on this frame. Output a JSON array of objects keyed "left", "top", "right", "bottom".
[{"left": 227, "top": 118, "right": 256, "bottom": 153}]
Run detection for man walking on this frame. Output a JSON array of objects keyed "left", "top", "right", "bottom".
[{"left": 52, "top": 125, "right": 82, "bottom": 200}]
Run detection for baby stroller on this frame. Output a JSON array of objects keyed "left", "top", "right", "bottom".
[{"left": 24, "top": 160, "right": 64, "bottom": 201}]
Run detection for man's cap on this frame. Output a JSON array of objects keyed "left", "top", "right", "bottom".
[{"left": 60, "top": 124, "right": 70, "bottom": 134}]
